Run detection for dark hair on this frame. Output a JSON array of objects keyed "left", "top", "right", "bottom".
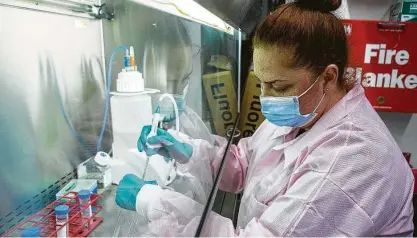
[{"left": 253, "top": 0, "right": 348, "bottom": 85}]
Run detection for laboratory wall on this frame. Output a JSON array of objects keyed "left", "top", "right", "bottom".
[
  {"left": 0, "top": 4, "right": 106, "bottom": 234},
  {"left": 347, "top": 0, "right": 417, "bottom": 166},
  {"left": 348, "top": 0, "right": 396, "bottom": 20}
]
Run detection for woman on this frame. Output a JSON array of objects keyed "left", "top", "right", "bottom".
[{"left": 116, "top": 0, "right": 414, "bottom": 236}]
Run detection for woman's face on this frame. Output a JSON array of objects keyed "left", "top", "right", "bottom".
[{"left": 253, "top": 46, "right": 328, "bottom": 117}]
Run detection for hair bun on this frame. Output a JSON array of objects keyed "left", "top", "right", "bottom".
[{"left": 297, "top": 0, "right": 342, "bottom": 12}]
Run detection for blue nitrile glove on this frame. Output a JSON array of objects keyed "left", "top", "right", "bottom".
[
  {"left": 115, "top": 174, "right": 157, "bottom": 211},
  {"left": 137, "top": 125, "right": 158, "bottom": 157},
  {"left": 137, "top": 126, "right": 193, "bottom": 163}
]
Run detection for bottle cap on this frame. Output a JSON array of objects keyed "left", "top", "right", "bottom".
[
  {"left": 94, "top": 152, "right": 110, "bottom": 167},
  {"left": 78, "top": 190, "right": 91, "bottom": 200},
  {"left": 116, "top": 71, "right": 144, "bottom": 93},
  {"left": 55, "top": 205, "right": 69, "bottom": 216}
]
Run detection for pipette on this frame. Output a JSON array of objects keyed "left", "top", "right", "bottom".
[
  {"left": 146, "top": 107, "right": 163, "bottom": 149},
  {"left": 142, "top": 94, "right": 180, "bottom": 181},
  {"left": 142, "top": 107, "right": 163, "bottom": 179}
]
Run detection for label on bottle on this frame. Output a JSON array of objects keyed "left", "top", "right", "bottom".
[{"left": 56, "top": 218, "right": 68, "bottom": 238}]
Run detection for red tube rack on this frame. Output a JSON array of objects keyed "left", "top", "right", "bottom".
[{"left": 3, "top": 192, "right": 103, "bottom": 237}]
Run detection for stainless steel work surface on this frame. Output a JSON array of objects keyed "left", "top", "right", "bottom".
[{"left": 90, "top": 186, "right": 148, "bottom": 237}]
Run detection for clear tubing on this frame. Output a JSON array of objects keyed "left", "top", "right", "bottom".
[
  {"left": 96, "top": 46, "right": 129, "bottom": 152},
  {"left": 142, "top": 93, "right": 179, "bottom": 183},
  {"left": 157, "top": 93, "right": 179, "bottom": 186},
  {"left": 158, "top": 93, "right": 180, "bottom": 130}
]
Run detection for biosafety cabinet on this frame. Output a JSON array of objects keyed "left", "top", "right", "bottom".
[
  {"left": 0, "top": 0, "right": 249, "bottom": 236},
  {"left": 2, "top": 0, "right": 417, "bottom": 236}
]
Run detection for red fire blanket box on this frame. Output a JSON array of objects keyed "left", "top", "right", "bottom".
[{"left": 342, "top": 20, "right": 417, "bottom": 113}]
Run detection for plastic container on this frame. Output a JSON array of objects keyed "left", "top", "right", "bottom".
[
  {"left": 110, "top": 93, "right": 153, "bottom": 160},
  {"left": 78, "top": 152, "right": 112, "bottom": 190},
  {"left": 21, "top": 227, "right": 40, "bottom": 237},
  {"left": 78, "top": 190, "right": 92, "bottom": 227},
  {"left": 55, "top": 205, "right": 69, "bottom": 238},
  {"left": 56, "top": 179, "right": 98, "bottom": 200},
  {"left": 4, "top": 192, "right": 103, "bottom": 238}
]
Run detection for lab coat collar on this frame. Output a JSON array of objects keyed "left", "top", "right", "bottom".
[
  {"left": 283, "top": 84, "right": 366, "bottom": 169},
  {"left": 271, "top": 125, "right": 294, "bottom": 140},
  {"left": 247, "top": 121, "right": 293, "bottom": 151}
]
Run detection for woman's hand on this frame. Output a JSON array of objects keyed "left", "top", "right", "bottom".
[
  {"left": 137, "top": 125, "right": 193, "bottom": 163},
  {"left": 115, "top": 174, "right": 158, "bottom": 211}
]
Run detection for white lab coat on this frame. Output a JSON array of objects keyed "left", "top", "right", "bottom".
[
  {"left": 136, "top": 84, "right": 414, "bottom": 236},
  {"left": 166, "top": 106, "right": 216, "bottom": 204}
]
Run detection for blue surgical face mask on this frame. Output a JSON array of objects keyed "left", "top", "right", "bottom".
[{"left": 260, "top": 76, "right": 326, "bottom": 128}]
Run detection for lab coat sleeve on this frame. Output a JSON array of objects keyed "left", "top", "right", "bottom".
[
  {"left": 136, "top": 184, "right": 274, "bottom": 237},
  {"left": 136, "top": 170, "right": 374, "bottom": 237},
  {"left": 176, "top": 133, "right": 251, "bottom": 194}
]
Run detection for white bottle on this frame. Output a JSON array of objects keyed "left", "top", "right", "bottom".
[
  {"left": 110, "top": 69, "right": 175, "bottom": 186},
  {"left": 110, "top": 70, "right": 153, "bottom": 161}
]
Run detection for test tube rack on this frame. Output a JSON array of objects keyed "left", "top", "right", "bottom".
[{"left": 2, "top": 192, "right": 103, "bottom": 237}]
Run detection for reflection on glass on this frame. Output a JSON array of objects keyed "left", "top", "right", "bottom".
[
  {"left": 103, "top": 0, "right": 239, "bottom": 236},
  {"left": 0, "top": 0, "right": 240, "bottom": 236},
  {"left": 0, "top": 5, "right": 106, "bottom": 233}
]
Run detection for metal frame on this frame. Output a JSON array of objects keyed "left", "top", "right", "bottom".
[
  {"left": 195, "top": 115, "right": 240, "bottom": 237},
  {"left": 237, "top": 30, "right": 243, "bottom": 113},
  {"left": 129, "top": 0, "right": 235, "bottom": 35},
  {"left": 0, "top": 0, "right": 113, "bottom": 20},
  {"left": 0, "top": 170, "right": 78, "bottom": 236}
]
